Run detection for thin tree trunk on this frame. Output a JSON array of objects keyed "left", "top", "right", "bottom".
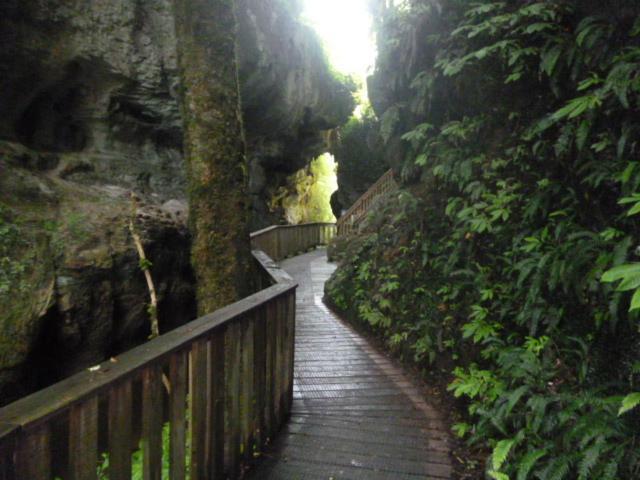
[{"left": 173, "top": 0, "right": 253, "bottom": 315}]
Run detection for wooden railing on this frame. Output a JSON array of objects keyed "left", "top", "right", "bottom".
[
  {"left": 250, "top": 222, "right": 336, "bottom": 261},
  {"left": 0, "top": 223, "right": 334, "bottom": 480},
  {"left": 336, "top": 169, "right": 397, "bottom": 236}
]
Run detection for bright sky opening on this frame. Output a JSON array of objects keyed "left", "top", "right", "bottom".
[{"left": 301, "top": 0, "right": 376, "bottom": 81}]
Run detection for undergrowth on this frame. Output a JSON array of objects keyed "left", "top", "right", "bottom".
[{"left": 327, "top": 1, "right": 640, "bottom": 478}]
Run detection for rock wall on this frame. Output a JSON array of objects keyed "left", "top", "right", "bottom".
[
  {"left": 237, "top": 0, "right": 355, "bottom": 228},
  {"left": 0, "top": 0, "right": 185, "bottom": 198},
  {"left": 0, "top": 0, "right": 353, "bottom": 404},
  {"left": 0, "top": 0, "right": 190, "bottom": 405},
  {"left": 0, "top": 144, "right": 195, "bottom": 404},
  {"left": 367, "top": 0, "right": 444, "bottom": 181}
]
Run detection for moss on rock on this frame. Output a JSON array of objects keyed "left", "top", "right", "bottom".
[{"left": 173, "top": 0, "right": 253, "bottom": 314}]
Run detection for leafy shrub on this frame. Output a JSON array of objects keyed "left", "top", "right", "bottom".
[{"left": 327, "top": 1, "right": 640, "bottom": 478}]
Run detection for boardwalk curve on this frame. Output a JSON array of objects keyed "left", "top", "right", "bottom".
[{"left": 248, "top": 248, "right": 453, "bottom": 480}]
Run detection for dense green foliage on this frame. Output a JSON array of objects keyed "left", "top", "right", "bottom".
[
  {"left": 331, "top": 107, "right": 388, "bottom": 214},
  {"left": 275, "top": 153, "right": 338, "bottom": 224},
  {"left": 327, "top": 1, "right": 640, "bottom": 478}
]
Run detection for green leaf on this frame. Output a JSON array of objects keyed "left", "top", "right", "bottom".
[
  {"left": 492, "top": 439, "right": 515, "bottom": 471},
  {"left": 578, "top": 440, "right": 605, "bottom": 480},
  {"left": 630, "top": 289, "right": 640, "bottom": 311},
  {"left": 619, "top": 163, "right": 636, "bottom": 184},
  {"left": 615, "top": 273, "right": 640, "bottom": 292},
  {"left": 626, "top": 202, "right": 640, "bottom": 216},
  {"left": 601, "top": 264, "right": 640, "bottom": 283},
  {"left": 505, "top": 71, "right": 523, "bottom": 84},
  {"left": 618, "top": 392, "right": 640, "bottom": 415},
  {"left": 139, "top": 258, "right": 153, "bottom": 270},
  {"left": 517, "top": 449, "right": 547, "bottom": 480},
  {"left": 489, "top": 471, "right": 510, "bottom": 480},
  {"left": 576, "top": 120, "right": 590, "bottom": 151},
  {"left": 452, "top": 422, "right": 471, "bottom": 438},
  {"left": 541, "top": 45, "right": 562, "bottom": 76},
  {"left": 415, "top": 153, "right": 428, "bottom": 166},
  {"left": 553, "top": 94, "right": 602, "bottom": 120},
  {"left": 525, "top": 22, "right": 553, "bottom": 34},
  {"left": 504, "top": 385, "right": 529, "bottom": 416}
]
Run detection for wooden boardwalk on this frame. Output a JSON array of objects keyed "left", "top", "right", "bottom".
[{"left": 247, "top": 248, "right": 453, "bottom": 480}]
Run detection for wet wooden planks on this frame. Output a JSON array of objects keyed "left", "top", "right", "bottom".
[{"left": 247, "top": 248, "right": 452, "bottom": 480}]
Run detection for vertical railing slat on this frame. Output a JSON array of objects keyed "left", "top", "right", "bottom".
[
  {"left": 142, "top": 366, "right": 163, "bottom": 480},
  {"left": 16, "top": 424, "right": 51, "bottom": 480},
  {"left": 280, "top": 295, "right": 289, "bottom": 416},
  {"left": 209, "top": 330, "right": 225, "bottom": 478},
  {"left": 226, "top": 321, "right": 242, "bottom": 478},
  {"left": 69, "top": 397, "right": 99, "bottom": 480},
  {"left": 169, "top": 351, "right": 188, "bottom": 480},
  {"left": 274, "top": 297, "right": 284, "bottom": 424},
  {"left": 190, "top": 339, "right": 208, "bottom": 479},
  {"left": 253, "top": 305, "right": 267, "bottom": 449},
  {"left": 287, "top": 292, "right": 296, "bottom": 412},
  {"left": 281, "top": 295, "right": 291, "bottom": 415},
  {"left": 240, "top": 314, "right": 255, "bottom": 461},
  {"left": 109, "top": 380, "right": 133, "bottom": 480},
  {"left": 265, "top": 300, "right": 276, "bottom": 439}
]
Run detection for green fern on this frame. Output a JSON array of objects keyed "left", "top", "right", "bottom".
[
  {"left": 516, "top": 449, "right": 547, "bottom": 480},
  {"left": 618, "top": 392, "right": 640, "bottom": 415},
  {"left": 543, "top": 456, "right": 572, "bottom": 480},
  {"left": 492, "top": 438, "right": 516, "bottom": 470},
  {"left": 578, "top": 438, "right": 605, "bottom": 480}
]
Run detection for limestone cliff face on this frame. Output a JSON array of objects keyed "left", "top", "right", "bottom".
[
  {"left": 0, "top": 0, "right": 184, "bottom": 198},
  {"left": 237, "top": 0, "right": 355, "bottom": 228},
  {"left": 0, "top": 0, "right": 190, "bottom": 406},
  {"left": 0, "top": 0, "right": 353, "bottom": 404},
  {"left": 367, "top": 0, "right": 443, "bottom": 180}
]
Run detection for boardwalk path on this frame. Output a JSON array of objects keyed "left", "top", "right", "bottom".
[{"left": 248, "top": 248, "right": 453, "bottom": 479}]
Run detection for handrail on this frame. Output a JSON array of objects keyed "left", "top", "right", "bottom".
[
  {"left": 336, "top": 169, "right": 397, "bottom": 236},
  {"left": 250, "top": 222, "right": 336, "bottom": 261},
  {"left": 0, "top": 222, "right": 334, "bottom": 480}
]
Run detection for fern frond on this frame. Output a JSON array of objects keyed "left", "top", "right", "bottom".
[
  {"left": 516, "top": 449, "right": 547, "bottom": 480},
  {"left": 618, "top": 392, "right": 640, "bottom": 415},
  {"left": 578, "top": 438, "right": 605, "bottom": 480},
  {"left": 541, "top": 455, "right": 572, "bottom": 480},
  {"left": 492, "top": 439, "right": 516, "bottom": 471}
]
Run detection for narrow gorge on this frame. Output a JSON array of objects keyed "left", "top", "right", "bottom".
[{"left": 0, "top": 0, "right": 354, "bottom": 405}]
